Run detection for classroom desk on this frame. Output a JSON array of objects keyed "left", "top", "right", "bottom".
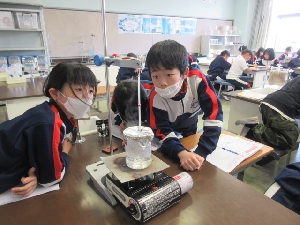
[
  {"left": 245, "top": 67, "right": 269, "bottom": 88},
  {"left": 293, "top": 67, "right": 300, "bottom": 74},
  {"left": 222, "top": 86, "right": 281, "bottom": 135},
  {"left": 180, "top": 130, "right": 274, "bottom": 179},
  {"left": 1, "top": 134, "right": 299, "bottom": 225},
  {"left": 0, "top": 77, "right": 48, "bottom": 119}
]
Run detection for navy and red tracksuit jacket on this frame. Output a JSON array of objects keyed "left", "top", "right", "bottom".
[
  {"left": 0, "top": 100, "right": 75, "bottom": 194},
  {"left": 148, "top": 68, "right": 223, "bottom": 160}
]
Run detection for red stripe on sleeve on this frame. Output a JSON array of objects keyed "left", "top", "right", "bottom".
[
  {"left": 51, "top": 105, "right": 64, "bottom": 180},
  {"left": 149, "top": 90, "right": 166, "bottom": 140},
  {"left": 187, "top": 69, "right": 219, "bottom": 120}
]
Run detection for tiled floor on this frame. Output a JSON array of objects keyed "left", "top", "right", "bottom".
[{"left": 0, "top": 99, "right": 299, "bottom": 194}]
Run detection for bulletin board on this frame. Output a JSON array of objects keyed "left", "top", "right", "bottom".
[{"left": 43, "top": 8, "right": 233, "bottom": 58}]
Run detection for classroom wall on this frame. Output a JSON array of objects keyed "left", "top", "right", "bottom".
[
  {"left": 43, "top": 9, "right": 233, "bottom": 58},
  {"left": 233, "top": 0, "right": 257, "bottom": 48},
  {"left": 3, "top": 0, "right": 236, "bottom": 20},
  {"left": 5, "top": 0, "right": 253, "bottom": 57}
]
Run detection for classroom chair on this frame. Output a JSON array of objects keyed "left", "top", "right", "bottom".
[{"left": 214, "top": 79, "right": 235, "bottom": 99}]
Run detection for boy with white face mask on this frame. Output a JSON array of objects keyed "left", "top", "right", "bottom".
[{"left": 147, "top": 40, "right": 223, "bottom": 171}]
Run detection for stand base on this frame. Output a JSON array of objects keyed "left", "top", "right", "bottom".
[{"left": 75, "top": 136, "right": 86, "bottom": 143}]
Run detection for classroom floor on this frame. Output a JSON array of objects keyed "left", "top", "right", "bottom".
[{"left": 0, "top": 99, "right": 299, "bottom": 194}]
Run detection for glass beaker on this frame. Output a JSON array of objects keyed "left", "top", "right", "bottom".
[{"left": 123, "top": 126, "right": 154, "bottom": 169}]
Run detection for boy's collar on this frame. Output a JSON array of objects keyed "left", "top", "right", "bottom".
[{"left": 172, "top": 80, "right": 187, "bottom": 98}]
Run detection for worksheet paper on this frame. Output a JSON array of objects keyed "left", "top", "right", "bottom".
[
  {"left": 0, "top": 184, "right": 59, "bottom": 206},
  {"left": 190, "top": 134, "right": 263, "bottom": 173}
]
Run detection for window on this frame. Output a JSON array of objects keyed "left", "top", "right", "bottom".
[{"left": 266, "top": 0, "right": 300, "bottom": 53}]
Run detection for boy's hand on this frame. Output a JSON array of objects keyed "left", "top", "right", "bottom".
[
  {"left": 119, "top": 121, "right": 127, "bottom": 133},
  {"left": 11, "top": 167, "right": 37, "bottom": 196},
  {"left": 178, "top": 150, "right": 204, "bottom": 171},
  {"left": 62, "top": 138, "right": 73, "bottom": 155}
]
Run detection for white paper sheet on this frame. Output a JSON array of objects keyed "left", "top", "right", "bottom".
[
  {"left": 206, "top": 147, "right": 246, "bottom": 172},
  {"left": 0, "top": 184, "right": 59, "bottom": 206},
  {"left": 190, "top": 134, "right": 263, "bottom": 173}
]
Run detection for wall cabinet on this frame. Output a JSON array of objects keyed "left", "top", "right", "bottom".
[
  {"left": 200, "top": 35, "right": 241, "bottom": 57},
  {"left": 0, "top": 3, "right": 50, "bottom": 64}
]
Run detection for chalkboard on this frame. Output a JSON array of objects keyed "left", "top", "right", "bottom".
[{"left": 43, "top": 8, "right": 232, "bottom": 58}]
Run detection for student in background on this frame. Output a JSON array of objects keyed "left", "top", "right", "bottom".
[
  {"left": 254, "top": 47, "right": 265, "bottom": 64},
  {"left": 140, "top": 63, "right": 152, "bottom": 81},
  {"left": 226, "top": 49, "right": 256, "bottom": 90},
  {"left": 187, "top": 53, "right": 201, "bottom": 70},
  {"left": 111, "top": 80, "right": 148, "bottom": 134},
  {"left": 236, "top": 76, "right": 300, "bottom": 160},
  {"left": 288, "top": 49, "right": 300, "bottom": 79},
  {"left": 207, "top": 50, "right": 231, "bottom": 81},
  {"left": 0, "top": 62, "right": 97, "bottom": 195},
  {"left": 238, "top": 45, "right": 254, "bottom": 64},
  {"left": 259, "top": 48, "right": 279, "bottom": 67},
  {"left": 147, "top": 40, "right": 223, "bottom": 171},
  {"left": 278, "top": 46, "right": 293, "bottom": 61},
  {"left": 115, "top": 52, "right": 139, "bottom": 84},
  {"left": 238, "top": 45, "right": 247, "bottom": 53}
]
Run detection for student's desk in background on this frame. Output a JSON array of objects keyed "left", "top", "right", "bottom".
[
  {"left": 95, "top": 85, "right": 115, "bottom": 111},
  {"left": 293, "top": 67, "right": 300, "bottom": 75},
  {"left": 180, "top": 129, "right": 274, "bottom": 180},
  {"left": 244, "top": 67, "right": 269, "bottom": 88},
  {"left": 1, "top": 133, "right": 299, "bottom": 225},
  {"left": 222, "top": 86, "right": 282, "bottom": 135},
  {"left": 0, "top": 77, "right": 48, "bottom": 120},
  {"left": 0, "top": 77, "right": 114, "bottom": 119}
]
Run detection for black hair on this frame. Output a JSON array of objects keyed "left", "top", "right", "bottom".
[
  {"left": 43, "top": 62, "right": 97, "bottom": 100},
  {"left": 285, "top": 46, "right": 292, "bottom": 52},
  {"left": 255, "top": 47, "right": 265, "bottom": 58},
  {"left": 113, "top": 80, "right": 148, "bottom": 123},
  {"left": 127, "top": 52, "right": 137, "bottom": 58},
  {"left": 263, "top": 48, "right": 275, "bottom": 60},
  {"left": 241, "top": 49, "right": 253, "bottom": 57},
  {"left": 238, "top": 45, "right": 247, "bottom": 52},
  {"left": 220, "top": 50, "right": 230, "bottom": 57},
  {"left": 146, "top": 39, "right": 188, "bottom": 76}
]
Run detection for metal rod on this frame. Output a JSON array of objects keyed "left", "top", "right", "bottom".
[
  {"left": 101, "top": 0, "right": 113, "bottom": 155},
  {"left": 137, "top": 69, "right": 141, "bottom": 130}
]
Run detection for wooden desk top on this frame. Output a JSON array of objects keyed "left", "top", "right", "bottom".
[
  {"left": 96, "top": 85, "right": 115, "bottom": 95},
  {"left": 0, "top": 77, "right": 46, "bottom": 101},
  {"left": 180, "top": 130, "right": 274, "bottom": 174},
  {"left": 0, "top": 134, "right": 299, "bottom": 224}
]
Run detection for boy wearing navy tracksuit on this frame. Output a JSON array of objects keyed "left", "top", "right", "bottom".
[
  {"left": 147, "top": 40, "right": 223, "bottom": 171},
  {"left": 207, "top": 50, "right": 231, "bottom": 81}
]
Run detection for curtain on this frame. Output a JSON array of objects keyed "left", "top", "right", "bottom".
[{"left": 248, "top": 0, "right": 274, "bottom": 51}]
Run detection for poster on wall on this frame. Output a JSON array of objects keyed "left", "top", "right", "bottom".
[
  {"left": 180, "top": 18, "right": 197, "bottom": 35},
  {"left": 150, "top": 16, "right": 162, "bottom": 34},
  {"left": 162, "top": 17, "right": 181, "bottom": 34},
  {"left": 118, "top": 14, "right": 197, "bottom": 35},
  {"left": 118, "top": 14, "right": 141, "bottom": 33},
  {"left": 141, "top": 16, "right": 151, "bottom": 33}
]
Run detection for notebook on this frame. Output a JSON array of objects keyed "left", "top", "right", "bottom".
[{"left": 191, "top": 134, "right": 263, "bottom": 173}]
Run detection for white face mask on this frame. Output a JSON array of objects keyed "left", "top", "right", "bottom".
[
  {"left": 155, "top": 79, "right": 183, "bottom": 98},
  {"left": 59, "top": 93, "right": 92, "bottom": 119}
]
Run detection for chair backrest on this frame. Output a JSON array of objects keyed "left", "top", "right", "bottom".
[{"left": 268, "top": 70, "right": 288, "bottom": 86}]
